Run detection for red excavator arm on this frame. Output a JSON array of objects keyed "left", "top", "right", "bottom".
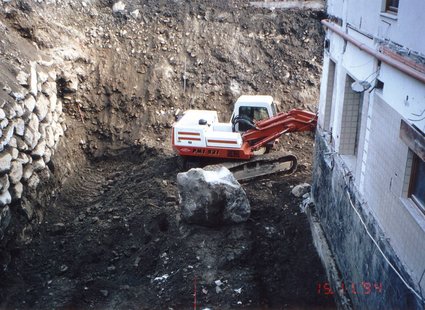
[{"left": 242, "top": 109, "right": 317, "bottom": 151}]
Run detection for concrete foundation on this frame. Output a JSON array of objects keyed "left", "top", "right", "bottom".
[{"left": 311, "top": 131, "right": 423, "bottom": 309}]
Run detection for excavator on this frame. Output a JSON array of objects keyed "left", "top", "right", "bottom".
[{"left": 171, "top": 95, "right": 317, "bottom": 181}]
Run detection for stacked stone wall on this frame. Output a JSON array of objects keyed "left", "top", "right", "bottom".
[{"left": 0, "top": 61, "right": 66, "bottom": 237}]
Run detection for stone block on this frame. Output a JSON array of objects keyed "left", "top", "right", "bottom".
[
  {"left": 0, "top": 190, "right": 11, "bottom": 207},
  {"left": 0, "top": 152, "right": 12, "bottom": 174},
  {"left": 0, "top": 174, "right": 10, "bottom": 193},
  {"left": 35, "top": 94, "right": 49, "bottom": 121},
  {"left": 9, "top": 161, "right": 23, "bottom": 184}
]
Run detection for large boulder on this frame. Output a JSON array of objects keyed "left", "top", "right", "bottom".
[{"left": 177, "top": 167, "right": 250, "bottom": 226}]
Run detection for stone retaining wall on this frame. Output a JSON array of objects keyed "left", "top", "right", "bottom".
[{"left": 0, "top": 61, "right": 67, "bottom": 237}]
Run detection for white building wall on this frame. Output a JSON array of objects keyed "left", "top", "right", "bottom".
[
  {"left": 318, "top": 0, "right": 425, "bottom": 299},
  {"left": 363, "top": 94, "right": 425, "bottom": 287},
  {"left": 379, "top": 64, "right": 425, "bottom": 133},
  {"left": 327, "top": 0, "right": 425, "bottom": 54},
  {"left": 393, "top": 0, "right": 425, "bottom": 53}
]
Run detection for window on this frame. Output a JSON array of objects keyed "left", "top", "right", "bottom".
[
  {"left": 386, "top": 0, "right": 399, "bottom": 14},
  {"left": 323, "top": 60, "right": 336, "bottom": 131},
  {"left": 401, "top": 120, "right": 425, "bottom": 214},
  {"left": 339, "top": 75, "right": 363, "bottom": 156},
  {"left": 409, "top": 154, "right": 425, "bottom": 213},
  {"left": 237, "top": 106, "right": 269, "bottom": 131}
]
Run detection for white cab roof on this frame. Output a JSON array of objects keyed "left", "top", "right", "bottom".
[{"left": 235, "top": 95, "right": 273, "bottom": 106}]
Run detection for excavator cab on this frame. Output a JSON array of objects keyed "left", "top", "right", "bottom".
[{"left": 231, "top": 95, "right": 277, "bottom": 132}]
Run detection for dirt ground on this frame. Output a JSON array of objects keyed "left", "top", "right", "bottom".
[
  {"left": 0, "top": 0, "right": 336, "bottom": 308},
  {"left": 0, "top": 143, "right": 336, "bottom": 309}
]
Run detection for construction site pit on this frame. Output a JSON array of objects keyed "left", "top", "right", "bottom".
[{"left": 0, "top": 1, "right": 336, "bottom": 309}]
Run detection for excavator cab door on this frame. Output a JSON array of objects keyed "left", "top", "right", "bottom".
[{"left": 235, "top": 106, "right": 270, "bottom": 132}]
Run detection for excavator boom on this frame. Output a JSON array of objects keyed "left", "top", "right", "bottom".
[{"left": 242, "top": 109, "right": 317, "bottom": 151}]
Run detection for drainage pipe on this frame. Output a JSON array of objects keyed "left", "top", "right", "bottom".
[{"left": 321, "top": 19, "right": 425, "bottom": 85}]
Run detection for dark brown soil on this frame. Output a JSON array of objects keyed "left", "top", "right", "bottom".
[{"left": 0, "top": 143, "right": 335, "bottom": 309}]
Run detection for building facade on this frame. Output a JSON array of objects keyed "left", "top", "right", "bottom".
[{"left": 312, "top": 0, "right": 425, "bottom": 308}]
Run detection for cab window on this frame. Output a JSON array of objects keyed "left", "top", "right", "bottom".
[{"left": 238, "top": 106, "right": 270, "bottom": 131}]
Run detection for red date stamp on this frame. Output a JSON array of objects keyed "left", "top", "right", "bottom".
[{"left": 317, "top": 282, "right": 383, "bottom": 295}]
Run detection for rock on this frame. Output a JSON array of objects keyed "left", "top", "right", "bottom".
[
  {"left": 27, "top": 173, "right": 40, "bottom": 189},
  {"left": 10, "top": 92, "right": 25, "bottom": 101},
  {"left": 3, "top": 105, "right": 16, "bottom": 119},
  {"left": 9, "top": 147, "right": 18, "bottom": 160},
  {"left": 44, "top": 111, "right": 53, "bottom": 124},
  {"left": 13, "top": 102, "right": 24, "bottom": 117},
  {"left": 32, "top": 139, "right": 46, "bottom": 158},
  {"left": 9, "top": 137, "right": 17, "bottom": 148},
  {"left": 22, "top": 164, "right": 33, "bottom": 181},
  {"left": 42, "top": 81, "right": 56, "bottom": 96},
  {"left": 31, "top": 131, "right": 41, "bottom": 149},
  {"left": 46, "top": 126, "right": 55, "bottom": 148},
  {"left": 11, "top": 182, "right": 23, "bottom": 200},
  {"left": 0, "top": 205, "right": 11, "bottom": 235},
  {"left": 49, "top": 93, "right": 57, "bottom": 111},
  {"left": 16, "top": 152, "right": 30, "bottom": 164},
  {"left": 0, "top": 191, "right": 11, "bottom": 207},
  {"left": 0, "top": 152, "right": 12, "bottom": 174},
  {"left": 39, "top": 123, "right": 48, "bottom": 137},
  {"left": 30, "top": 61, "right": 38, "bottom": 96},
  {"left": 33, "top": 158, "right": 46, "bottom": 172},
  {"left": 43, "top": 147, "right": 52, "bottom": 163},
  {"left": 0, "top": 174, "right": 10, "bottom": 193},
  {"left": 177, "top": 167, "right": 250, "bottom": 226},
  {"left": 9, "top": 161, "right": 23, "bottom": 184},
  {"left": 27, "top": 113, "right": 40, "bottom": 133},
  {"left": 14, "top": 118, "right": 25, "bottom": 136},
  {"left": 48, "top": 70, "right": 57, "bottom": 80},
  {"left": 130, "top": 9, "right": 140, "bottom": 19},
  {"left": 35, "top": 95, "right": 49, "bottom": 121},
  {"left": 37, "top": 71, "right": 48, "bottom": 84},
  {"left": 291, "top": 183, "right": 311, "bottom": 198},
  {"left": 17, "top": 136, "right": 28, "bottom": 152},
  {"left": 56, "top": 99, "right": 63, "bottom": 114},
  {"left": 54, "top": 124, "right": 64, "bottom": 142},
  {"left": 0, "top": 129, "right": 13, "bottom": 152},
  {"left": 0, "top": 108, "right": 5, "bottom": 120},
  {"left": 67, "top": 76, "right": 78, "bottom": 93},
  {"left": 0, "top": 119, "right": 8, "bottom": 129},
  {"left": 1, "top": 123, "right": 15, "bottom": 146},
  {"left": 112, "top": 1, "right": 125, "bottom": 13},
  {"left": 24, "top": 95, "right": 36, "bottom": 112},
  {"left": 16, "top": 71, "right": 29, "bottom": 86},
  {"left": 23, "top": 128, "right": 34, "bottom": 148}
]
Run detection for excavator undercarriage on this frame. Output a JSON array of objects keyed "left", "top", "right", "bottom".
[{"left": 179, "top": 151, "right": 298, "bottom": 182}]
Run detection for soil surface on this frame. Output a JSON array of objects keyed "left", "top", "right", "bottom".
[
  {"left": 1, "top": 144, "right": 335, "bottom": 309},
  {"left": 0, "top": 0, "right": 335, "bottom": 309}
]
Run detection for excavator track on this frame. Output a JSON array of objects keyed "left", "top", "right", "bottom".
[{"left": 203, "top": 152, "right": 298, "bottom": 182}]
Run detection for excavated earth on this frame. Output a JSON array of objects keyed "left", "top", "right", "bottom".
[{"left": 0, "top": 0, "right": 335, "bottom": 309}]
